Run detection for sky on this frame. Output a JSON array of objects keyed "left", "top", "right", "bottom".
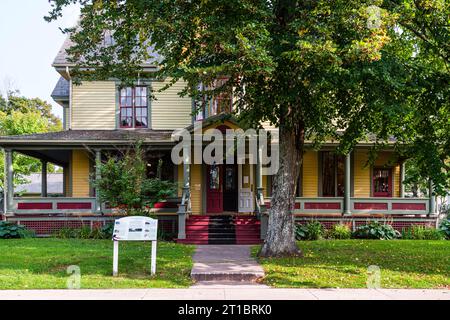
[{"left": 0, "top": 0, "right": 80, "bottom": 118}]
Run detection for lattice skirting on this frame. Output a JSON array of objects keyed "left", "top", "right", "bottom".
[
  {"left": 5, "top": 215, "right": 178, "bottom": 238},
  {"left": 295, "top": 216, "right": 439, "bottom": 231}
]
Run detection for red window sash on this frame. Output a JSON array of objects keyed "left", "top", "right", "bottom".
[{"left": 119, "top": 86, "right": 148, "bottom": 128}]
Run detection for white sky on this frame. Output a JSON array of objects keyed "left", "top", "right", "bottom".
[{"left": 0, "top": 0, "right": 80, "bottom": 118}]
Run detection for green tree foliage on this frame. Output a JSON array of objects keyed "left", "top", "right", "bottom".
[
  {"left": 0, "top": 92, "right": 62, "bottom": 128},
  {"left": 93, "top": 143, "right": 176, "bottom": 216},
  {"left": 46, "top": 0, "right": 449, "bottom": 256},
  {"left": 0, "top": 93, "right": 62, "bottom": 192}
]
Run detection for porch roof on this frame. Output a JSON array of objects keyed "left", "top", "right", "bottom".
[{"left": 0, "top": 129, "right": 174, "bottom": 147}]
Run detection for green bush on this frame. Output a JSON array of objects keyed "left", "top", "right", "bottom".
[
  {"left": 0, "top": 221, "right": 35, "bottom": 239},
  {"left": 295, "top": 221, "right": 324, "bottom": 240},
  {"left": 54, "top": 224, "right": 114, "bottom": 239},
  {"left": 100, "top": 222, "right": 114, "bottom": 239},
  {"left": 438, "top": 219, "right": 450, "bottom": 239},
  {"left": 402, "top": 225, "right": 445, "bottom": 240},
  {"left": 352, "top": 221, "right": 400, "bottom": 240},
  {"left": 326, "top": 223, "right": 352, "bottom": 239}
]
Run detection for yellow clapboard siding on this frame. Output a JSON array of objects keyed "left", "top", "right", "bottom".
[
  {"left": 354, "top": 150, "right": 371, "bottom": 197},
  {"left": 262, "top": 175, "right": 269, "bottom": 197},
  {"left": 71, "top": 81, "right": 116, "bottom": 130},
  {"left": 190, "top": 164, "right": 202, "bottom": 214},
  {"left": 302, "top": 150, "right": 318, "bottom": 197},
  {"left": 393, "top": 165, "right": 400, "bottom": 197},
  {"left": 151, "top": 79, "right": 192, "bottom": 129},
  {"left": 72, "top": 150, "right": 91, "bottom": 197}
]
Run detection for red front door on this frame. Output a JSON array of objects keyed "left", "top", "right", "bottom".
[
  {"left": 373, "top": 168, "right": 392, "bottom": 197},
  {"left": 207, "top": 164, "right": 223, "bottom": 213}
]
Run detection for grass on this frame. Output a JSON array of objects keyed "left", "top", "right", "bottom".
[
  {"left": 0, "top": 239, "right": 195, "bottom": 289},
  {"left": 253, "top": 240, "right": 450, "bottom": 289}
]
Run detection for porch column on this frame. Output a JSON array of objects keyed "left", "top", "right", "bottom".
[
  {"left": 428, "top": 179, "right": 436, "bottom": 216},
  {"left": 178, "top": 148, "right": 190, "bottom": 240},
  {"left": 343, "top": 151, "right": 352, "bottom": 215},
  {"left": 400, "top": 161, "right": 405, "bottom": 198},
  {"left": 3, "top": 149, "right": 13, "bottom": 214},
  {"left": 41, "top": 160, "right": 47, "bottom": 197},
  {"left": 256, "top": 144, "right": 263, "bottom": 201},
  {"left": 94, "top": 149, "right": 102, "bottom": 213}
]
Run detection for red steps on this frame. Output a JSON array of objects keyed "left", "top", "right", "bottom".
[{"left": 177, "top": 215, "right": 262, "bottom": 245}]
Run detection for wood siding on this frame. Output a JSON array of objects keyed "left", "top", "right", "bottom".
[
  {"left": 190, "top": 164, "right": 202, "bottom": 214},
  {"left": 354, "top": 150, "right": 371, "bottom": 197},
  {"left": 71, "top": 81, "right": 116, "bottom": 130},
  {"left": 71, "top": 150, "right": 91, "bottom": 197},
  {"left": 302, "top": 150, "right": 318, "bottom": 197},
  {"left": 151, "top": 79, "right": 192, "bottom": 130}
]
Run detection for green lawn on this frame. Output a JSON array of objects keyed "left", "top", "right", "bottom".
[
  {"left": 0, "top": 239, "right": 195, "bottom": 289},
  {"left": 253, "top": 240, "right": 450, "bottom": 289}
]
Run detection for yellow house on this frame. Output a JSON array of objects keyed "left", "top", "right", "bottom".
[{"left": 0, "top": 36, "right": 437, "bottom": 243}]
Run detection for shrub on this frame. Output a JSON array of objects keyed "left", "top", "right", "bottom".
[
  {"left": 295, "top": 221, "right": 324, "bottom": 240},
  {"left": 54, "top": 224, "right": 114, "bottom": 239},
  {"left": 438, "top": 219, "right": 450, "bottom": 240},
  {"left": 326, "top": 223, "right": 351, "bottom": 239},
  {"left": 352, "top": 221, "right": 400, "bottom": 240},
  {"left": 402, "top": 225, "right": 445, "bottom": 240},
  {"left": 100, "top": 222, "right": 114, "bottom": 239},
  {"left": 0, "top": 221, "right": 35, "bottom": 239}
]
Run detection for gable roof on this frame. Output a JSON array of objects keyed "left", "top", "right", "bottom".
[{"left": 52, "top": 34, "right": 163, "bottom": 68}]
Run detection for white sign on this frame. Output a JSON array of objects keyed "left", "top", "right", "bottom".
[
  {"left": 113, "top": 216, "right": 157, "bottom": 241},
  {"left": 112, "top": 216, "right": 158, "bottom": 276}
]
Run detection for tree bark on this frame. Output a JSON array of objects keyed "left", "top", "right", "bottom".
[{"left": 259, "top": 123, "right": 303, "bottom": 257}]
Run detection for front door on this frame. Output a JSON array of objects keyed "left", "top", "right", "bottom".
[
  {"left": 373, "top": 168, "right": 392, "bottom": 197},
  {"left": 238, "top": 164, "right": 254, "bottom": 213},
  {"left": 223, "top": 164, "right": 238, "bottom": 211},
  {"left": 206, "top": 164, "right": 223, "bottom": 213}
]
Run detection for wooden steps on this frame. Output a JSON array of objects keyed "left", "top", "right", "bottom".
[{"left": 177, "top": 215, "right": 262, "bottom": 245}]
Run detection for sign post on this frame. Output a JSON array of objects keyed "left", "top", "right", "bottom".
[{"left": 112, "top": 216, "right": 158, "bottom": 276}]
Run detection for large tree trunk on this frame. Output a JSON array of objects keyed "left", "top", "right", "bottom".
[{"left": 259, "top": 123, "right": 303, "bottom": 257}]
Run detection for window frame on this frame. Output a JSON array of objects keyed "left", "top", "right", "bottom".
[
  {"left": 119, "top": 86, "right": 148, "bottom": 129},
  {"left": 372, "top": 167, "right": 393, "bottom": 197}
]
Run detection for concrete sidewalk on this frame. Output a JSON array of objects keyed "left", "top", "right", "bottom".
[
  {"left": 0, "top": 288, "right": 448, "bottom": 300},
  {"left": 190, "top": 245, "right": 265, "bottom": 282}
]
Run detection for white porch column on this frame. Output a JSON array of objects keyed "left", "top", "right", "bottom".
[
  {"left": 400, "top": 161, "right": 405, "bottom": 198},
  {"left": 4, "top": 149, "right": 13, "bottom": 214},
  {"left": 94, "top": 149, "right": 102, "bottom": 213},
  {"left": 343, "top": 151, "right": 352, "bottom": 215},
  {"left": 41, "top": 160, "right": 48, "bottom": 197},
  {"left": 428, "top": 179, "right": 436, "bottom": 216}
]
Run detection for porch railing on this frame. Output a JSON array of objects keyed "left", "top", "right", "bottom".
[
  {"left": 263, "top": 197, "right": 430, "bottom": 215},
  {"left": 12, "top": 197, "right": 97, "bottom": 214}
]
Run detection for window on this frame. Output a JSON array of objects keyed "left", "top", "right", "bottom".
[
  {"left": 194, "top": 79, "right": 232, "bottom": 120},
  {"left": 119, "top": 86, "right": 148, "bottom": 128},
  {"left": 321, "top": 151, "right": 345, "bottom": 197},
  {"left": 373, "top": 168, "right": 392, "bottom": 197}
]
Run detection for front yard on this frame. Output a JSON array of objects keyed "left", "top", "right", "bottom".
[
  {"left": 0, "top": 239, "right": 194, "bottom": 289},
  {"left": 253, "top": 240, "right": 450, "bottom": 289}
]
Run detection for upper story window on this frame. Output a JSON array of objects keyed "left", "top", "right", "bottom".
[
  {"left": 119, "top": 86, "right": 148, "bottom": 128},
  {"left": 194, "top": 78, "right": 232, "bottom": 121}
]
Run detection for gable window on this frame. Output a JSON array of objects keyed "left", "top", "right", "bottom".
[
  {"left": 321, "top": 151, "right": 345, "bottom": 197},
  {"left": 372, "top": 168, "right": 392, "bottom": 197},
  {"left": 119, "top": 86, "right": 148, "bottom": 128}
]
